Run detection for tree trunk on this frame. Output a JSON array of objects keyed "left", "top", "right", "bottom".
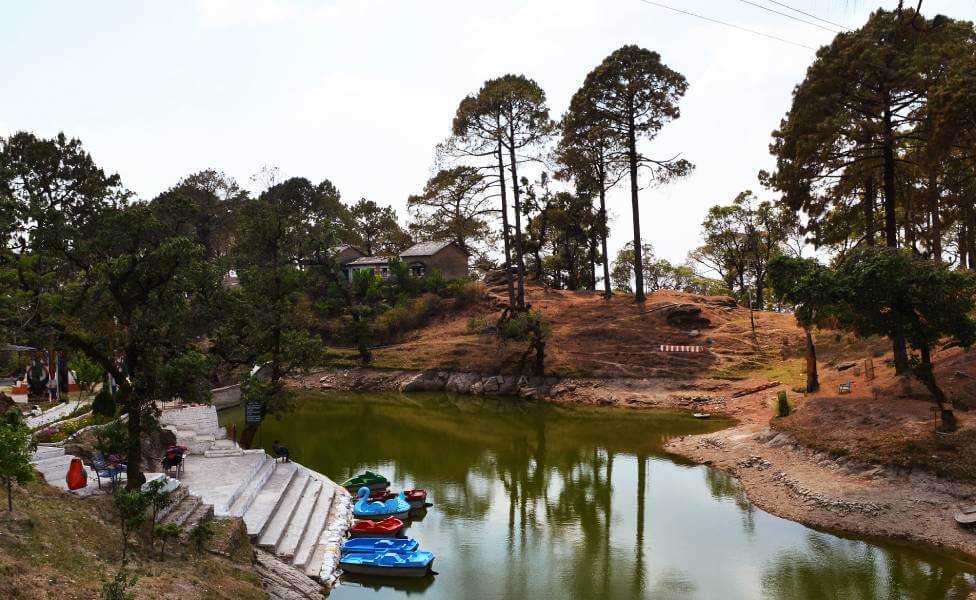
[
  {"left": 6, "top": 478, "right": 11, "bottom": 512},
  {"left": 804, "top": 329, "right": 819, "bottom": 393},
  {"left": 864, "top": 176, "right": 876, "bottom": 246},
  {"left": 967, "top": 198, "right": 976, "bottom": 269},
  {"left": 958, "top": 220, "right": 967, "bottom": 270},
  {"left": 507, "top": 126, "right": 526, "bottom": 310},
  {"left": 882, "top": 100, "right": 909, "bottom": 374},
  {"left": 123, "top": 390, "right": 145, "bottom": 491},
  {"left": 918, "top": 344, "right": 955, "bottom": 431},
  {"left": 588, "top": 229, "right": 598, "bottom": 291},
  {"left": 627, "top": 108, "right": 645, "bottom": 302},
  {"left": 927, "top": 168, "right": 942, "bottom": 263},
  {"left": 599, "top": 187, "right": 612, "bottom": 298},
  {"left": 496, "top": 142, "right": 516, "bottom": 309}
]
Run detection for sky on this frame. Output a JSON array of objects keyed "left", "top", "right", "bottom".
[{"left": 2, "top": 0, "right": 976, "bottom": 266}]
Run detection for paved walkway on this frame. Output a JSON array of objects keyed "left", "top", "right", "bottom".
[{"left": 26, "top": 399, "right": 87, "bottom": 429}]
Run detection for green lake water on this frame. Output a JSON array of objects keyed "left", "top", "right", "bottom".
[{"left": 219, "top": 391, "right": 976, "bottom": 599}]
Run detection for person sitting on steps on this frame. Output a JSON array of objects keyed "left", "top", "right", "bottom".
[{"left": 272, "top": 440, "right": 291, "bottom": 462}]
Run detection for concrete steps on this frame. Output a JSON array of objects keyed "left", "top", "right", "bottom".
[
  {"left": 243, "top": 463, "right": 299, "bottom": 535},
  {"left": 257, "top": 472, "right": 311, "bottom": 552},
  {"left": 293, "top": 486, "right": 335, "bottom": 570},
  {"left": 277, "top": 479, "right": 323, "bottom": 561},
  {"left": 226, "top": 456, "right": 276, "bottom": 517}
]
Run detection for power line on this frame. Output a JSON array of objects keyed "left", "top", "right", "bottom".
[
  {"left": 634, "top": 0, "right": 818, "bottom": 51},
  {"left": 763, "top": 0, "right": 854, "bottom": 31},
  {"left": 738, "top": 0, "right": 842, "bottom": 33}
]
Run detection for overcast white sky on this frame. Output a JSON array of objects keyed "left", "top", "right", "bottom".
[{"left": 2, "top": 1, "right": 975, "bottom": 265}]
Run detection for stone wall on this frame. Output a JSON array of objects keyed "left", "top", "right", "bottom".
[{"left": 311, "top": 367, "right": 558, "bottom": 399}]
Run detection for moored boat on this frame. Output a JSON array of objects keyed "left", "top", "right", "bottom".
[
  {"left": 353, "top": 487, "right": 411, "bottom": 520},
  {"left": 404, "top": 489, "right": 428, "bottom": 509},
  {"left": 342, "top": 471, "right": 390, "bottom": 492},
  {"left": 347, "top": 517, "right": 405, "bottom": 538},
  {"left": 339, "top": 550, "right": 435, "bottom": 578},
  {"left": 342, "top": 537, "right": 419, "bottom": 555}
]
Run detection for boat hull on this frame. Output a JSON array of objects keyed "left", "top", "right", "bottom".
[
  {"left": 354, "top": 509, "right": 411, "bottom": 521},
  {"left": 340, "top": 561, "right": 433, "bottom": 579}
]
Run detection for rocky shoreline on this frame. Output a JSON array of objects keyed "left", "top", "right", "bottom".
[{"left": 293, "top": 365, "right": 976, "bottom": 567}]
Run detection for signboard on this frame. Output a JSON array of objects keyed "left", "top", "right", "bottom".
[{"left": 245, "top": 398, "right": 263, "bottom": 426}]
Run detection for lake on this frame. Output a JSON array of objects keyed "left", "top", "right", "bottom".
[{"left": 219, "top": 391, "right": 976, "bottom": 599}]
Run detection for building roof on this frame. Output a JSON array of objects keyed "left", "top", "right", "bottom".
[
  {"left": 331, "top": 244, "right": 365, "bottom": 255},
  {"left": 400, "top": 240, "right": 470, "bottom": 258},
  {"left": 346, "top": 256, "right": 391, "bottom": 266}
]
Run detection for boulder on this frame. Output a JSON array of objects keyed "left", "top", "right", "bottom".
[
  {"left": 399, "top": 371, "right": 446, "bottom": 392},
  {"left": 445, "top": 372, "right": 480, "bottom": 395}
]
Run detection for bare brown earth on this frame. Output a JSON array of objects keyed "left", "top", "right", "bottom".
[{"left": 311, "top": 277, "right": 976, "bottom": 563}]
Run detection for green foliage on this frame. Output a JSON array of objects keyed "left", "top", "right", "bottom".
[
  {"left": 113, "top": 487, "right": 149, "bottom": 562},
  {"left": 158, "top": 350, "right": 213, "bottom": 404},
  {"left": 498, "top": 310, "right": 552, "bottom": 343},
  {"left": 95, "top": 420, "right": 129, "bottom": 457},
  {"left": 143, "top": 477, "right": 174, "bottom": 545},
  {"left": 688, "top": 191, "right": 789, "bottom": 309},
  {"left": 349, "top": 198, "right": 411, "bottom": 256},
  {"left": 189, "top": 518, "right": 216, "bottom": 552},
  {"left": 406, "top": 167, "right": 494, "bottom": 261},
  {"left": 578, "top": 45, "right": 692, "bottom": 299},
  {"left": 154, "top": 522, "right": 181, "bottom": 561},
  {"left": 0, "top": 423, "right": 34, "bottom": 511},
  {"left": 92, "top": 388, "right": 117, "bottom": 419},
  {"left": 69, "top": 354, "right": 104, "bottom": 395},
  {"left": 776, "top": 391, "right": 791, "bottom": 418},
  {"left": 101, "top": 567, "right": 138, "bottom": 600}
]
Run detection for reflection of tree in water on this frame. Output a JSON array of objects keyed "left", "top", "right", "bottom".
[
  {"left": 703, "top": 468, "right": 756, "bottom": 535},
  {"left": 761, "top": 533, "right": 975, "bottom": 600}
]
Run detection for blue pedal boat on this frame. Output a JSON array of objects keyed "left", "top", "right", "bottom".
[
  {"left": 353, "top": 487, "right": 411, "bottom": 520},
  {"left": 342, "top": 538, "right": 419, "bottom": 555},
  {"left": 339, "top": 550, "right": 435, "bottom": 578}
]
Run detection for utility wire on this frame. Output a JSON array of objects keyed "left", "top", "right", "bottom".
[
  {"left": 738, "top": 0, "right": 841, "bottom": 33},
  {"left": 635, "top": 0, "right": 817, "bottom": 50},
  {"left": 763, "top": 0, "right": 854, "bottom": 31}
]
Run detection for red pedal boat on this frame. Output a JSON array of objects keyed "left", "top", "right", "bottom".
[
  {"left": 404, "top": 489, "right": 428, "bottom": 509},
  {"left": 365, "top": 489, "right": 428, "bottom": 509},
  {"left": 347, "top": 517, "right": 405, "bottom": 539}
]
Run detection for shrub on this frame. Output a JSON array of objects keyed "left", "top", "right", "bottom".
[
  {"left": 189, "top": 518, "right": 216, "bottom": 552},
  {"left": 102, "top": 567, "right": 137, "bottom": 600},
  {"left": 96, "top": 420, "right": 129, "bottom": 457},
  {"left": 775, "top": 390, "right": 792, "bottom": 417},
  {"left": 92, "top": 388, "right": 117, "bottom": 419},
  {"left": 498, "top": 310, "right": 551, "bottom": 342},
  {"left": 449, "top": 279, "right": 488, "bottom": 306}
]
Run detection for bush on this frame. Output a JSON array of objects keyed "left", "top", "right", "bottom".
[
  {"left": 498, "top": 310, "right": 552, "bottom": 342},
  {"left": 96, "top": 420, "right": 129, "bottom": 457},
  {"left": 449, "top": 279, "right": 488, "bottom": 306},
  {"left": 189, "top": 518, "right": 216, "bottom": 552},
  {"left": 373, "top": 293, "right": 444, "bottom": 341},
  {"left": 102, "top": 567, "right": 137, "bottom": 600},
  {"left": 92, "top": 388, "right": 117, "bottom": 419},
  {"left": 775, "top": 390, "right": 792, "bottom": 417}
]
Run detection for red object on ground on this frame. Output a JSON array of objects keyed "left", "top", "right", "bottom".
[
  {"left": 347, "top": 517, "right": 405, "bottom": 538},
  {"left": 65, "top": 457, "right": 87, "bottom": 490}
]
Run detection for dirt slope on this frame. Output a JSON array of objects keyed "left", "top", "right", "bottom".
[{"left": 371, "top": 277, "right": 812, "bottom": 380}]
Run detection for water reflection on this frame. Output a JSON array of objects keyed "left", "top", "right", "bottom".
[{"left": 221, "top": 391, "right": 976, "bottom": 600}]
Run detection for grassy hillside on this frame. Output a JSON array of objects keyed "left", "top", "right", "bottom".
[{"left": 0, "top": 480, "right": 264, "bottom": 600}]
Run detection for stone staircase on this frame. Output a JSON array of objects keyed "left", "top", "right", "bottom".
[
  {"left": 158, "top": 404, "right": 239, "bottom": 456},
  {"left": 156, "top": 484, "right": 215, "bottom": 537},
  {"left": 181, "top": 451, "right": 351, "bottom": 582}
]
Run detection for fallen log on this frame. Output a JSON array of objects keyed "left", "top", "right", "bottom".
[{"left": 732, "top": 381, "right": 781, "bottom": 398}]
